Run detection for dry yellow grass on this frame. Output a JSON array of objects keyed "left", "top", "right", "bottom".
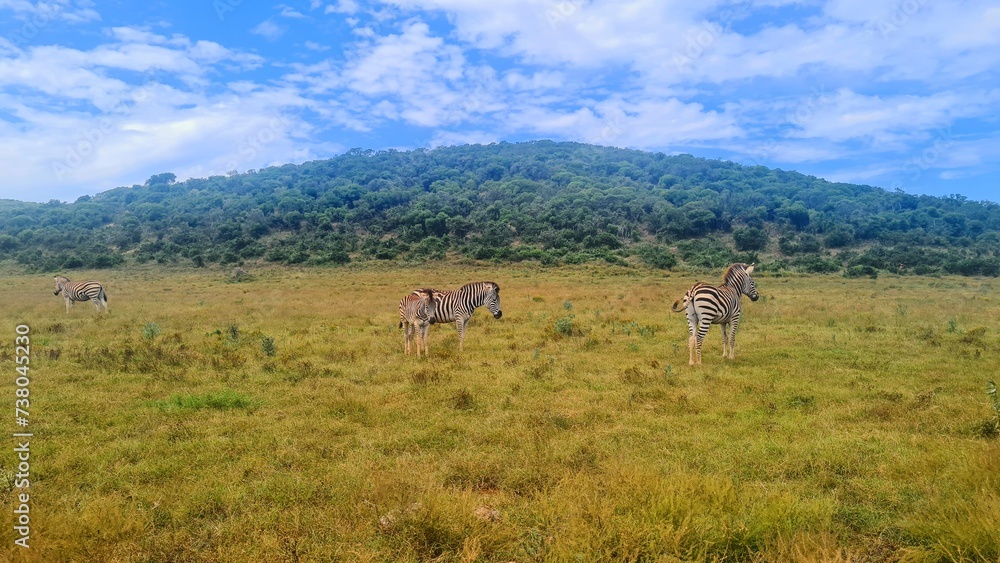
[{"left": 1, "top": 263, "right": 998, "bottom": 562}]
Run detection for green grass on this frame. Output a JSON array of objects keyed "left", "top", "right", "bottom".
[
  {"left": 1, "top": 264, "right": 999, "bottom": 562},
  {"left": 148, "top": 390, "right": 258, "bottom": 412}
]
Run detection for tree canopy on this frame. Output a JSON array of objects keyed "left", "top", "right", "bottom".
[{"left": 2, "top": 141, "right": 998, "bottom": 276}]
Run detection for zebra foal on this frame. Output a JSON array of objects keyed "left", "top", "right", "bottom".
[
  {"left": 398, "top": 289, "right": 437, "bottom": 356},
  {"left": 414, "top": 281, "right": 502, "bottom": 352},
  {"left": 671, "top": 263, "right": 758, "bottom": 365},
  {"left": 54, "top": 276, "right": 109, "bottom": 313}
]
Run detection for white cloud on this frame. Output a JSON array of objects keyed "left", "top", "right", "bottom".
[
  {"left": 0, "top": 0, "right": 100, "bottom": 24},
  {"left": 304, "top": 40, "right": 330, "bottom": 51},
  {"left": 784, "top": 89, "right": 999, "bottom": 146},
  {"left": 1, "top": 0, "right": 998, "bottom": 202},
  {"left": 504, "top": 96, "right": 743, "bottom": 149},
  {"left": 327, "top": 0, "right": 359, "bottom": 14},
  {"left": 0, "top": 29, "right": 327, "bottom": 201},
  {"left": 429, "top": 129, "right": 500, "bottom": 147},
  {"left": 251, "top": 19, "right": 286, "bottom": 40},
  {"left": 277, "top": 4, "right": 307, "bottom": 18}
]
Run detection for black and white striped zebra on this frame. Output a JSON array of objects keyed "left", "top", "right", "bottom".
[
  {"left": 398, "top": 289, "right": 437, "bottom": 356},
  {"left": 671, "top": 263, "right": 758, "bottom": 365},
  {"left": 54, "top": 276, "right": 109, "bottom": 313},
  {"left": 415, "top": 281, "right": 502, "bottom": 352}
]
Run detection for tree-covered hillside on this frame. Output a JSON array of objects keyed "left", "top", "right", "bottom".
[{"left": 2, "top": 141, "right": 999, "bottom": 276}]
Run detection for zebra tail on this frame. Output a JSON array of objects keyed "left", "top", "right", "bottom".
[
  {"left": 671, "top": 298, "right": 686, "bottom": 313},
  {"left": 100, "top": 287, "right": 108, "bottom": 303}
]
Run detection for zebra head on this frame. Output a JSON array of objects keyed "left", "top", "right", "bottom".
[
  {"left": 485, "top": 282, "right": 502, "bottom": 319},
  {"left": 411, "top": 289, "right": 437, "bottom": 324},
  {"left": 54, "top": 276, "right": 69, "bottom": 296},
  {"left": 724, "top": 263, "right": 759, "bottom": 302},
  {"left": 743, "top": 264, "right": 759, "bottom": 302},
  {"left": 422, "top": 289, "right": 437, "bottom": 324}
]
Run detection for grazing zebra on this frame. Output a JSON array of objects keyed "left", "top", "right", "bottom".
[
  {"left": 398, "top": 289, "right": 437, "bottom": 356},
  {"left": 415, "top": 281, "right": 502, "bottom": 352},
  {"left": 671, "top": 263, "right": 758, "bottom": 365},
  {"left": 54, "top": 276, "right": 109, "bottom": 313}
]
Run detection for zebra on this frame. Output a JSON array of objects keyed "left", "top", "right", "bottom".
[
  {"left": 671, "top": 263, "right": 758, "bottom": 365},
  {"left": 398, "top": 288, "right": 437, "bottom": 356},
  {"left": 414, "top": 281, "right": 502, "bottom": 352},
  {"left": 54, "top": 276, "right": 109, "bottom": 313}
]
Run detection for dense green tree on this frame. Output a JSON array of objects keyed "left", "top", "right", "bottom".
[
  {"left": 1, "top": 141, "right": 998, "bottom": 276},
  {"left": 733, "top": 227, "right": 769, "bottom": 252}
]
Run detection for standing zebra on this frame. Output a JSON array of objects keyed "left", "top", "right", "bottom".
[
  {"left": 671, "top": 263, "right": 758, "bottom": 365},
  {"left": 415, "top": 281, "right": 502, "bottom": 352},
  {"left": 54, "top": 276, "right": 109, "bottom": 313},
  {"left": 398, "top": 289, "right": 437, "bottom": 357}
]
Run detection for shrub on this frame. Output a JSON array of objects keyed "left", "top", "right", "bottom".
[
  {"left": 845, "top": 265, "right": 878, "bottom": 279},
  {"left": 636, "top": 244, "right": 678, "bottom": 270},
  {"left": 142, "top": 322, "right": 162, "bottom": 340},
  {"left": 733, "top": 227, "right": 769, "bottom": 251},
  {"left": 793, "top": 256, "right": 841, "bottom": 274},
  {"left": 261, "top": 336, "right": 276, "bottom": 357}
]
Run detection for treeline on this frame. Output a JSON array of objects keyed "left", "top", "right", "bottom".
[{"left": 2, "top": 141, "right": 999, "bottom": 277}]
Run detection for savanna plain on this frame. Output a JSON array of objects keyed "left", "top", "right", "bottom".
[{"left": 1, "top": 264, "right": 998, "bottom": 562}]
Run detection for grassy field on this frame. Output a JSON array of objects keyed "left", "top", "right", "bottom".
[{"left": 1, "top": 263, "right": 998, "bottom": 562}]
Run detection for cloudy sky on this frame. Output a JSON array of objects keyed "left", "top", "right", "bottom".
[{"left": 1, "top": 0, "right": 997, "bottom": 203}]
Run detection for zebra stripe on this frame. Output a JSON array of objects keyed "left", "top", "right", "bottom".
[
  {"left": 414, "top": 281, "right": 502, "bottom": 352},
  {"left": 54, "top": 276, "right": 109, "bottom": 313},
  {"left": 398, "top": 289, "right": 437, "bottom": 356},
  {"left": 671, "top": 263, "right": 758, "bottom": 365}
]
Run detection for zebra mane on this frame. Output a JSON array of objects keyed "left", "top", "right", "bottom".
[
  {"left": 722, "top": 263, "right": 749, "bottom": 284},
  {"left": 460, "top": 281, "right": 499, "bottom": 292}
]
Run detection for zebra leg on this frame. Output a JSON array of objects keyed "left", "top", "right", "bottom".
[
  {"left": 404, "top": 324, "right": 413, "bottom": 355},
  {"left": 92, "top": 297, "right": 102, "bottom": 312},
  {"left": 728, "top": 322, "right": 739, "bottom": 359},
  {"left": 415, "top": 324, "right": 423, "bottom": 357},
  {"left": 686, "top": 307, "right": 698, "bottom": 365},
  {"left": 457, "top": 318, "right": 467, "bottom": 352},
  {"left": 694, "top": 321, "right": 711, "bottom": 366},
  {"left": 688, "top": 334, "right": 697, "bottom": 365},
  {"left": 721, "top": 322, "right": 731, "bottom": 358}
]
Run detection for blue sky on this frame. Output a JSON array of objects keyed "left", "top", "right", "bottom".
[{"left": 1, "top": 0, "right": 997, "bottom": 204}]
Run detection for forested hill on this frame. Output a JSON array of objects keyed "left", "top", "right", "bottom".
[{"left": 2, "top": 140, "right": 999, "bottom": 276}]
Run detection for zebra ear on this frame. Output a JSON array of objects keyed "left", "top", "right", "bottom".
[{"left": 746, "top": 263, "right": 755, "bottom": 274}]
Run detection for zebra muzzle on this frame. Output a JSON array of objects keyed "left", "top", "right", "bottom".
[{"left": 493, "top": 311, "right": 503, "bottom": 319}]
